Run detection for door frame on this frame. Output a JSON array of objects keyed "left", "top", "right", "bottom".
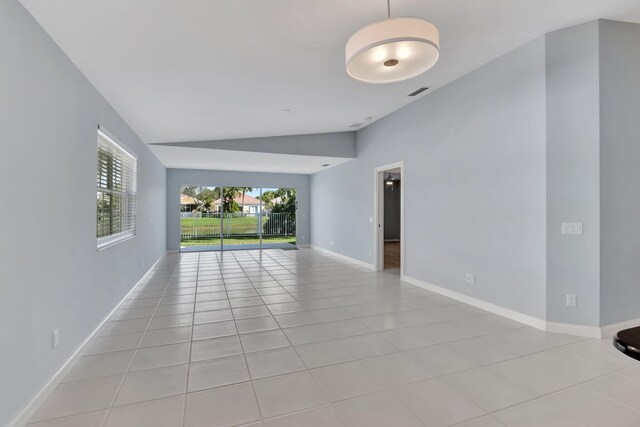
[
  {"left": 373, "top": 161, "right": 404, "bottom": 276},
  {"left": 178, "top": 184, "right": 224, "bottom": 253},
  {"left": 178, "top": 185, "right": 299, "bottom": 252}
]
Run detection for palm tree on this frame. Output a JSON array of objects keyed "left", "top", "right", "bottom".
[
  {"left": 260, "top": 190, "right": 275, "bottom": 211},
  {"left": 222, "top": 187, "right": 241, "bottom": 212},
  {"left": 239, "top": 187, "right": 253, "bottom": 214}
]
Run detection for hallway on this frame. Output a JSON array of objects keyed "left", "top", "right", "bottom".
[{"left": 384, "top": 242, "right": 401, "bottom": 269}]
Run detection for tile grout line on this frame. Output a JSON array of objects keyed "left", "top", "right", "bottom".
[
  {"left": 225, "top": 250, "right": 266, "bottom": 422},
  {"left": 248, "top": 250, "right": 348, "bottom": 425},
  {"left": 27, "top": 250, "right": 639, "bottom": 426},
  {"left": 56, "top": 322, "right": 600, "bottom": 404},
  {"left": 181, "top": 251, "right": 201, "bottom": 427},
  {"left": 98, "top": 255, "right": 181, "bottom": 427},
  {"left": 212, "top": 252, "right": 639, "bottom": 423},
  {"left": 440, "top": 355, "right": 640, "bottom": 426}
]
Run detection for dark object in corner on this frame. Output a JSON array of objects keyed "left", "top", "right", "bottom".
[{"left": 613, "top": 326, "right": 640, "bottom": 361}]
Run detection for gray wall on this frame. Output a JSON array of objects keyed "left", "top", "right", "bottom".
[
  {"left": 311, "top": 19, "right": 640, "bottom": 328},
  {"left": 599, "top": 20, "right": 640, "bottom": 325},
  {"left": 311, "top": 37, "right": 548, "bottom": 320},
  {"left": 545, "top": 21, "right": 601, "bottom": 326},
  {"left": 167, "top": 169, "right": 310, "bottom": 250},
  {"left": 384, "top": 186, "right": 401, "bottom": 240},
  {"left": 0, "top": 1, "right": 167, "bottom": 425}
]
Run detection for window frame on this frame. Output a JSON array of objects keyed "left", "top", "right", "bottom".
[{"left": 96, "top": 127, "right": 138, "bottom": 251}]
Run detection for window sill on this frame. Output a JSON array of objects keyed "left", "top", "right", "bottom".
[{"left": 97, "top": 233, "right": 136, "bottom": 251}]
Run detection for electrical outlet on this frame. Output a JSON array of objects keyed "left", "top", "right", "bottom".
[
  {"left": 52, "top": 329, "right": 59, "bottom": 348},
  {"left": 141, "top": 259, "right": 144, "bottom": 267},
  {"left": 562, "top": 223, "right": 583, "bottom": 235},
  {"left": 369, "top": 249, "right": 373, "bottom": 257},
  {"left": 566, "top": 294, "right": 577, "bottom": 307},
  {"left": 329, "top": 240, "right": 334, "bottom": 247},
  {"left": 465, "top": 274, "right": 475, "bottom": 284}
]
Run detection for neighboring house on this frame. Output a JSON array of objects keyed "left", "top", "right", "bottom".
[
  {"left": 261, "top": 195, "right": 284, "bottom": 213},
  {"left": 213, "top": 194, "right": 261, "bottom": 214},
  {"left": 180, "top": 194, "right": 200, "bottom": 212}
]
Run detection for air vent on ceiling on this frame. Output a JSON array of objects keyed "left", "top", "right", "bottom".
[
  {"left": 349, "top": 123, "right": 364, "bottom": 128},
  {"left": 408, "top": 87, "right": 430, "bottom": 96}
]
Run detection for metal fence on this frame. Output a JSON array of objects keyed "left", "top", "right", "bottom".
[{"left": 180, "top": 212, "right": 293, "bottom": 239}]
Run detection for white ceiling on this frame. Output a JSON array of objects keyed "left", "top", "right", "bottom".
[
  {"left": 20, "top": 0, "right": 640, "bottom": 146},
  {"left": 18, "top": 0, "right": 640, "bottom": 175},
  {"left": 148, "top": 144, "right": 352, "bottom": 174}
]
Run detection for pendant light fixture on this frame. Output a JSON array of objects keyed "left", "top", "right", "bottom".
[
  {"left": 385, "top": 173, "right": 399, "bottom": 191},
  {"left": 345, "top": 0, "right": 440, "bottom": 84},
  {"left": 386, "top": 173, "right": 394, "bottom": 185}
]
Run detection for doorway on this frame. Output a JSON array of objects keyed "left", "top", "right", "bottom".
[
  {"left": 374, "top": 162, "right": 404, "bottom": 275},
  {"left": 179, "top": 186, "right": 297, "bottom": 252}
]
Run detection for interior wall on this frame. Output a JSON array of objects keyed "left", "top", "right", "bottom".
[
  {"left": 545, "top": 21, "right": 601, "bottom": 327},
  {"left": 0, "top": 1, "right": 167, "bottom": 425},
  {"left": 384, "top": 185, "right": 401, "bottom": 241},
  {"left": 599, "top": 20, "right": 640, "bottom": 325},
  {"left": 166, "top": 169, "right": 311, "bottom": 251},
  {"left": 311, "top": 37, "right": 548, "bottom": 320}
]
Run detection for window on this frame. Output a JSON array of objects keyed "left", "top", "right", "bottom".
[{"left": 96, "top": 127, "right": 137, "bottom": 249}]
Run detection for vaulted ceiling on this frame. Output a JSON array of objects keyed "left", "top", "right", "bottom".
[{"left": 20, "top": 0, "right": 640, "bottom": 170}]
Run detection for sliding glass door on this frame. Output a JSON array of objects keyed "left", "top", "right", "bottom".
[
  {"left": 180, "top": 186, "right": 296, "bottom": 252},
  {"left": 179, "top": 186, "right": 223, "bottom": 252},
  {"left": 221, "top": 187, "right": 261, "bottom": 250},
  {"left": 260, "top": 187, "right": 297, "bottom": 249}
]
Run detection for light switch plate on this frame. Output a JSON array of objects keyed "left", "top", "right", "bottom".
[
  {"left": 52, "top": 329, "right": 59, "bottom": 348},
  {"left": 562, "top": 223, "right": 583, "bottom": 235},
  {"left": 465, "top": 274, "right": 475, "bottom": 284}
]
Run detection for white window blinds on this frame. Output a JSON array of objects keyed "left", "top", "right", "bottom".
[{"left": 96, "top": 128, "right": 137, "bottom": 249}]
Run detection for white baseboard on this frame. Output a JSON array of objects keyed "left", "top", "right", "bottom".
[
  {"left": 600, "top": 317, "right": 640, "bottom": 338},
  {"left": 401, "top": 274, "right": 640, "bottom": 339},
  {"left": 544, "top": 317, "right": 640, "bottom": 339},
  {"left": 545, "top": 321, "right": 602, "bottom": 338},
  {"left": 6, "top": 256, "right": 164, "bottom": 427},
  {"left": 309, "top": 245, "right": 374, "bottom": 270},
  {"left": 401, "top": 274, "right": 547, "bottom": 331}
]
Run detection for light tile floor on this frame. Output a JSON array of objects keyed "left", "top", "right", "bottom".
[{"left": 27, "top": 249, "right": 640, "bottom": 427}]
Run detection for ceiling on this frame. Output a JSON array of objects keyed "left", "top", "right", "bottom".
[
  {"left": 20, "top": 0, "right": 640, "bottom": 149},
  {"left": 148, "top": 144, "right": 352, "bottom": 174}
]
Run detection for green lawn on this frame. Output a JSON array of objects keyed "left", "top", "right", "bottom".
[
  {"left": 181, "top": 215, "right": 294, "bottom": 247},
  {"left": 181, "top": 216, "right": 258, "bottom": 227},
  {"left": 181, "top": 216, "right": 258, "bottom": 235},
  {"left": 180, "top": 235, "right": 295, "bottom": 247}
]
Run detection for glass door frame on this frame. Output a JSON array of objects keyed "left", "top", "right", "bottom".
[
  {"left": 220, "top": 186, "right": 263, "bottom": 251},
  {"left": 179, "top": 185, "right": 298, "bottom": 252}
]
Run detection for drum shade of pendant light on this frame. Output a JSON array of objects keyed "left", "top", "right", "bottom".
[{"left": 345, "top": 0, "right": 440, "bottom": 84}]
